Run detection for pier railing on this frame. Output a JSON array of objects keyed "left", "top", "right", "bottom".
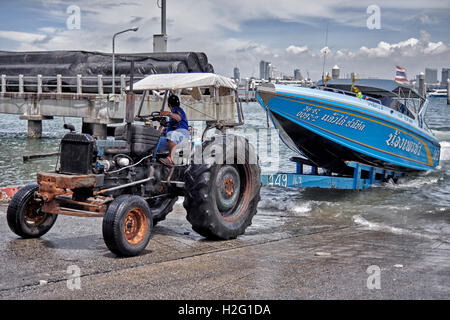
[
  {"left": 0, "top": 73, "right": 237, "bottom": 139},
  {"left": 0, "top": 74, "right": 145, "bottom": 95}
]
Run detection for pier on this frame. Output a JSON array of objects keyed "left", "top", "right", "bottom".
[{"left": 0, "top": 73, "right": 235, "bottom": 138}]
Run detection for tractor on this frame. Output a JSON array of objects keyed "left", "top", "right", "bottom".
[{"left": 7, "top": 73, "right": 261, "bottom": 257}]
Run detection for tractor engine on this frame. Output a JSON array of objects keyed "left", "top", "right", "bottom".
[{"left": 58, "top": 124, "right": 171, "bottom": 199}]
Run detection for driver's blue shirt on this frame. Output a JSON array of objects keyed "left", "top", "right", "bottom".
[{"left": 167, "top": 106, "right": 189, "bottom": 133}]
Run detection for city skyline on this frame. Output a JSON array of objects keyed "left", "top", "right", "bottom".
[{"left": 236, "top": 61, "right": 450, "bottom": 83}]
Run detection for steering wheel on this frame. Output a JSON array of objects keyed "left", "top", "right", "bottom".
[{"left": 147, "top": 111, "right": 169, "bottom": 127}]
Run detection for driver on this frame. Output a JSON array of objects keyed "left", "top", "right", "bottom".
[{"left": 160, "top": 94, "right": 189, "bottom": 165}]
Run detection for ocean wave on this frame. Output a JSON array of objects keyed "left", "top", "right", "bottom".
[
  {"left": 352, "top": 215, "right": 449, "bottom": 242},
  {"left": 433, "top": 131, "right": 450, "bottom": 142},
  {"left": 430, "top": 127, "right": 450, "bottom": 132},
  {"left": 258, "top": 197, "right": 312, "bottom": 216},
  {"left": 440, "top": 141, "right": 450, "bottom": 161},
  {"left": 377, "top": 175, "right": 442, "bottom": 190},
  {"left": 292, "top": 203, "right": 312, "bottom": 216}
]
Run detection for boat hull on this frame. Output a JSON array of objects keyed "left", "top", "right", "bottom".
[{"left": 257, "top": 86, "right": 441, "bottom": 173}]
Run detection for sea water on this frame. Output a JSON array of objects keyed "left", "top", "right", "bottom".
[{"left": 0, "top": 97, "right": 449, "bottom": 241}]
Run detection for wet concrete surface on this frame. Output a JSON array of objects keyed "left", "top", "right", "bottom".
[{"left": 0, "top": 201, "right": 449, "bottom": 299}]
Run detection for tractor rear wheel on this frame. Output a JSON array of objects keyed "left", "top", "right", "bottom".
[{"left": 183, "top": 135, "right": 261, "bottom": 240}]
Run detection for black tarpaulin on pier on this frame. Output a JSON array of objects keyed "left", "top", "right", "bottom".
[{"left": 0, "top": 50, "right": 214, "bottom": 93}]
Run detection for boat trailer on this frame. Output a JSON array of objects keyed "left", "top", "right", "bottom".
[{"left": 261, "top": 157, "right": 405, "bottom": 190}]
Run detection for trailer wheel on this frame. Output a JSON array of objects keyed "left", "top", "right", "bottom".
[
  {"left": 148, "top": 196, "right": 178, "bottom": 226},
  {"left": 183, "top": 135, "right": 261, "bottom": 240},
  {"left": 7, "top": 184, "right": 58, "bottom": 238},
  {"left": 102, "top": 195, "right": 153, "bottom": 257}
]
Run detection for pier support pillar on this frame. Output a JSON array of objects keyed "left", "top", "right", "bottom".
[
  {"left": 82, "top": 121, "right": 107, "bottom": 140},
  {"left": 245, "top": 81, "right": 249, "bottom": 103},
  {"left": 28, "top": 120, "right": 42, "bottom": 139},
  {"left": 418, "top": 73, "right": 425, "bottom": 97},
  {"left": 19, "top": 115, "right": 53, "bottom": 139},
  {"left": 447, "top": 79, "right": 449, "bottom": 105}
]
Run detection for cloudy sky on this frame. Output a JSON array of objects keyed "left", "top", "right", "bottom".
[{"left": 0, "top": 0, "right": 449, "bottom": 80}]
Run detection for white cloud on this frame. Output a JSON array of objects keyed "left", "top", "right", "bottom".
[
  {"left": 423, "top": 41, "right": 448, "bottom": 55},
  {"left": 286, "top": 45, "right": 309, "bottom": 55},
  {"left": 419, "top": 14, "right": 440, "bottom": 25},
  {"left": 353, "top": 32, "right": 448, "bottom": 58},
  {"left": 335, "top": 49, "right": 355, "bottom": 59},
  {"left": 0, "top": 1, "right": 449, "bottom": 80},
  {"left": 38, "top": 27, "right": 58, "bottom": 33},
  {"left": 269, "top": 29, "right": 450, "bottom": 81},
  {"left": 0, "top": 31, "right": 46, "bottom": 43}
]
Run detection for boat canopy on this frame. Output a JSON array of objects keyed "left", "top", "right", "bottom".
[
  {"left": 315, "top": 79, "right": 422, "bottom": 99},
  {"left": 129, "top": 73, "right": 237, "bottom": 91}
]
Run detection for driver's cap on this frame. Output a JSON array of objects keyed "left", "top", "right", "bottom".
[{"left": 168, "top": 94, "right": 180, "bottom": 108}]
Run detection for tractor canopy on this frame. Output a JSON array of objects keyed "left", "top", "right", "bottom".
[
  {"left": 128, "top": 73, "right": 237, "bottom": 91},
  {"left": 126, "top": 73, "right": 243, "bottom": 126}
]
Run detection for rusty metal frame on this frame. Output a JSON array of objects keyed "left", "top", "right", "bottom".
[
  {"left": 42, "top": 195, "right": 112, "bottom": 217},
  {"left": 37, "top": 172, "right": 109, "bottom": 217},
  {"left": 37, "top": 172, "right": 103, "bottom": 201}
]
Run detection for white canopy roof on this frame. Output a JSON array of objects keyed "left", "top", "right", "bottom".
[{"left": 129, "top": 73, "right": 237, "bottom": 91}]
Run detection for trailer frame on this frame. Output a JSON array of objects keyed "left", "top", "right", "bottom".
[{"left": 261, "top": 158, "right": 405, "bottom": 190}]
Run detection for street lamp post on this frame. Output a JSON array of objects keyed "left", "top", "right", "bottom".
[{"left": 112, "top": 27, "right": 139, "bottom": 95}]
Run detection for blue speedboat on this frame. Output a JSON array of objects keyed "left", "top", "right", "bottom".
[
  {"left": 256, "top": 79, "right": 441, "bottom": 174},
  {"left": 428, "top": 89, "right": 448, "bottom": 98}
]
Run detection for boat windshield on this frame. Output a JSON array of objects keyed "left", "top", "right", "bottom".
[
  {"left": 315, "top": 79, "right": 422, "bottom": 120},
  {"left": 373, "top": 95, "right": 416, "bottom": 119},
  {"left": 318, "top": 85, "right": 416, "bottom": 120}
]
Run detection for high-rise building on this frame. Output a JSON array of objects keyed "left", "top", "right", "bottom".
[
  {"left": 269, "top": 65, "right": 283, "bottom": 80},
  {"left": 233, "top": 67, "right": 240, "bottom": 84},
  {"left": 415, "top": 74, "right": 421, "bottom": 91},
  {"left": 259, "top": 61, "right": 266, "bottom": 80},
  {"left": 259, "top": 60, "right": 271, "bottom": 80},
  {"left": 425, "top": 68, "right": 438, "bottom": 84},
  {"left": 267, "top": 63, "right": 273, "bottom": 79},
  {"left": 441, "top": 68, "right": 449, "bottom": 88},
  {"left": 294, "top": 69, "right": 302, "bottom": 80}
]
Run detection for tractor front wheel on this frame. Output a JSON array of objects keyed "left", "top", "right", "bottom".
[
  {"left": 7, "top": 184, "right": 58, "bottom": 238},
  {"left": 102, "top": 195, "right": 153, "bottom": 257}
]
